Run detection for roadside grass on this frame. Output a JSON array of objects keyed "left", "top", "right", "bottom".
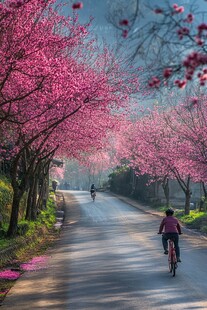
[
  {"left": 175, "top": 210, "right": 207, "bottom": 234},
  {"left": 151, "top": 202, "right": 207, "bottom": 234},
  {"left": 0, "top": 194, "right": 62, "bottom": 304}
]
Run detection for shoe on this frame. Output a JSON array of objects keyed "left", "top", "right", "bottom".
[
  {"left": 177, "top": 257, "right": 181, "bottom": 262},
  {"left": 164, "top": 250, "right": 168, "bottom": 255}
]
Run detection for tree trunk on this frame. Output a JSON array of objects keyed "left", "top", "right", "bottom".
[
  {"left": 25, "top": 176, "right": 35, "bottom": 220},
  {"left": 173, "top": 172, "right": 191, "bottom": 215},
  {"left": 184, "top": 189, "right": 191, "bottom": 215},
  {"left": 162, "top": 177, "right": 170, "bottom": 207},
  {"left": 7, "top": 157, "right": 24, "bottom": 237},
  {"left": 31, "top": 176, "right": 38, "bottom": 221},
  {"left": 7, "top": 190, "right": 22, "bottom": 237}
]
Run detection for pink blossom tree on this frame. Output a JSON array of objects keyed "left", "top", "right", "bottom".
[
  {"left": 115, "top": 107, "right": 198, "bottom": 214},
  {"left": 109, "top": 0, "right": 207, "bottom": 89},
  {"left": 0, "top": 0, "right": 138, "bottom": 236}
]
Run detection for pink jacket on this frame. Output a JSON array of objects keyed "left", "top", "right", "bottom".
[{"left": 159, "top": 216, "right": 181, "bottom": 234}]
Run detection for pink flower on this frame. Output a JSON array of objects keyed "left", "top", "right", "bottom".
[
  {"left": 163, "top": 68, "right": 172, "bottom": 79},
  {"left": 122, "top": 29, "right": 128, "bottom": 38},
  {"left": 198, "top": 23, "right": 207, "bottom": 31},
  {"left": 148, "top": 77, "right": 161, "bottom": 88},
  {"left": 119, "top": 19, "right": 129, "bottom": 26},
  {"left": 154, "top": 8, "right": 163, "bottom": 14},
  {"left": 0, "top": 290, "right": 9, "bottom": 295},
  {"left": 178, "top": 80, "right": 187, "bottom": 88},
  {"left": 177, "top": 27, "right": 189, "bottom": 39},
  {"left": 173, "top": 4, "right": 178, "bottom": 9},
  {"left": 173, "top": 4, "right": 184, "bottom": 14},
  {"left": 0, "top": 270, "right": 20, "bottom": 280},
  {"left": 185, "top": 74, "right": 192, "bottom": 80},
  {"left": 72, "top": 2, "right": 83, "bottom": 10},
  {"left": 191, "top": 98, "right": 198, "bottom": 105},
  {"left": 175, "top": 79, "right": 187, "bottom": 89},
  {"left": 198, "top": 23, "right": 207, "bottom": 36},
  {"left": 184, "top": 13, "right": 194, "bottom": 23},
  {"left": 177, "top": 6, "right": 184, "bottom": 13},
  {"left": 20, "top": 255, "right": 49, "bottom": 271}
]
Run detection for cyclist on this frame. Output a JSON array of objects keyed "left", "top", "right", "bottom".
[
  {"left": 90, "top": 183, "right": 96, "bottom": 197},
  {"left": 158, "top": 208, "right": 182, "bottom": 262}
]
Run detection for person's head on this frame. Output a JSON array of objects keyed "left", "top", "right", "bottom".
[{"left": 165, "top": 208, "right": 174, "bottom": 216}]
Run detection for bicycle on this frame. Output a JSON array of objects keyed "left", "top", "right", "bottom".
[
  {"left": 91, "top": 191, "right": 96, "bottom": 202},
  {"left": 168, "top": 237, "right": 177, "bottom": 277}
]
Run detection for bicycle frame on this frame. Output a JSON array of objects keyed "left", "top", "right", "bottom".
[{"left": 168, "top": 238, "right": 177, "bottom": 277}]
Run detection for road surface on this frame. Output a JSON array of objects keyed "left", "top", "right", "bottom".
[
  {"left": 2, "top": 190, "right": 207, "bottom": 309},
  {"left": 66, "top": 191, "right": 207, "bottom": 310}
]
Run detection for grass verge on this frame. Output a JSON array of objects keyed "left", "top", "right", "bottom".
[
  {"left": 175, "top": 210, "right": 207, "bottom": 234},
  {"left": 150, "top": 202, "right": 207, "bottom": 234},
  {"left": 0, "top": 193, "right": 64, "bottom": 304}
]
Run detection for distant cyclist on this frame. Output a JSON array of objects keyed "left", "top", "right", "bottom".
[
  {"left": 90, "top": 183, "right": 96, "bottom": 197},
  {"left": 158, "top": 208, "right": 182, "bottom": 262}
]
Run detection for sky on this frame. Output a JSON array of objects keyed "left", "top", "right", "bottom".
[
  {"left": 64, "top": 0, "right": 207, "bottom": 46},
  {"left": 65, "top": 0, "right": 117, "bottom": 44}
]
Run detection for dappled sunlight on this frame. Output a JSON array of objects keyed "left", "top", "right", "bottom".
[
  {"left": 4, "top": 191, "right": 207, "bottom": 309},
  {"left": 66, "top": 192, "right": 207, "bottom": 309}
]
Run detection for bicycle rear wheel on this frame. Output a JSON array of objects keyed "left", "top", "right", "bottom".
[
  {"left": 92, "top": 193, "right": 95, "bottom": 201},
  {"left": 172, "top": 262, "right": 176, "bottom": 276},
  {"left": 169, "top": 254, "right": 176, "bottom": 276},
  {"left": 168, "top": 251, "right": 173, "bottom": 272}
]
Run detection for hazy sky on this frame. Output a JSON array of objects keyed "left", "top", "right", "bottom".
[{"left": 65, "top": 1, "right": 116, "bottom": 43}]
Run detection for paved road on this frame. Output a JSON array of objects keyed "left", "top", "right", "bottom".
[{"left": 2, "top": 190, "right": 207, "bottom": 309}]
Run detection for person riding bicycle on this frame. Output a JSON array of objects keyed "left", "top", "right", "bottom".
[
  {"left": 90, "top": 183, "right": 96, "bottom": 197},
  {"left": 158, "top": 208, "right": 182, "bottom": 262}
]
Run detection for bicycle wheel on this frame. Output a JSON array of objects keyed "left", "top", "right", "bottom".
[
  {"left": 169, "top": 252, "right": 177, "bottom": 276},
  {"left": 172, "top": 262, "right": 176, "bottom": 277},
  {"left": 168, "top": 249, "right": 172, "bottom": 272},
  {"left": 169, "top": 260, "right": 173, "bottom": 273}
]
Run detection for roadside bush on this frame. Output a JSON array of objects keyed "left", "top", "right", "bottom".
[
  {"left": 17, "top": 222, "right": 30, "bottom": 236},
  {"left": 179, "top": 211, "right": 207, "bottom": 230},
  {"left": 15, "top": 197, "right": 57, "bottom": 237},
  {"left": 38, "top": 197, "right": 56, "bottom": 229},
  {"left": 0, "top": 175, "right": 13, "bottom": 224}
]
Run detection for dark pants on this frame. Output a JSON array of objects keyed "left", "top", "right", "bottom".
[{"left": 162, "top": 233, "right": 180, "bottom": 258}]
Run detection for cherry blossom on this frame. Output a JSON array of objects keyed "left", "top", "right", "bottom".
[
  {"left": 72, "top": 2, "right": 83, "bottom": 10},
  {"left": 0, "top": 0, "right": 138, "bottom": 236},
  {"left": 119, "top": 19, "right": 129, "bottom": 26},
  {"left": 0, "top": 270, "right": 20, "bottom": 280}
]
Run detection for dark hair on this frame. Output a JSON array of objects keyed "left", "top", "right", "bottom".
[{"left": 165, "top": 208, "right": 174, "bottom": 216}]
